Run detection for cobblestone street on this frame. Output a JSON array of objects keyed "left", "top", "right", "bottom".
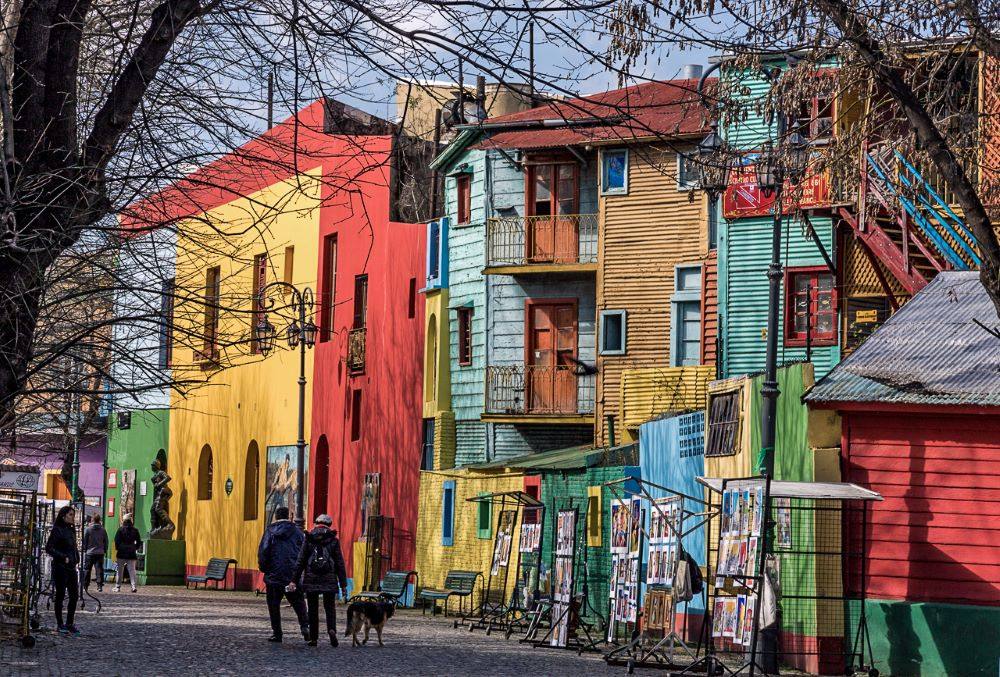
[{"left": 2, "top": 586, "right": 625, "bottom": 676}]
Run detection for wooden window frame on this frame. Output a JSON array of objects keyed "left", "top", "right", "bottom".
[
  {"left": 670, "top": 265, "right": 703, "bottom": 367},
  {"left": 353, "top": 274, "right": 369, "bottom": 330},
  {"left": 524, "top": 159, "right": 580, "bottom": 217},
  {"left": 198, "top": 266, "right": 221, "bottom": 363},
  {"left": 784, "top": 266, "right": 838, "bottom": 348},
  {"left": 476, "top": 492, "right": 492, "bottom": 539},
  {"left": 705, "top": 389, "right": 741, "bottom": 457},
  {"left": 600, "top": 148, "right": 629, "bottom": 196},
  {"left": 320, "top": 235, "right": 337, "bottom": 342},
  {"left": 251, "top": 253, "right": 267, "bottom": 354},
  {"left": 442, "top": 480, "right": 456, "bottom": 546},
  {"left": 676, "top": 152, "right": 700, "bottom": 191},
  {"left": 599, "top": 309, "right": 627, "bottom": 356},
  {"left": 457, "top": 307, "right": 473, "bottom": 366},
  {"left": 456, "top": 174, "right": 472, "bottom": 225},
  {"left": 351, "top": 389, "right": 363, "bottom": 442}
]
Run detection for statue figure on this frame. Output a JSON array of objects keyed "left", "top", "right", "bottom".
[{"left": 148, "top": 458, "right": 175, "bottom": 539}]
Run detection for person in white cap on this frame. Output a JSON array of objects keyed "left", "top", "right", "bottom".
[{"left": 289, "top": 514, "right": 348, "bottom": 646}]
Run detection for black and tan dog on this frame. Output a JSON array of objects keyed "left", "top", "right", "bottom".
[{"left": 344, "top": 600, "right": 396, "bottom": 646}]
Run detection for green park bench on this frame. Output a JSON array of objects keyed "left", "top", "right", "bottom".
[
  {"left": 186, "top": 557, "right": 238, "bottom": 590},
  {"left": 351, "top": 570, "right": 419, "bottom": 606},
  {"left": 418, "top": 570, "right": 482, "bottom": 617}
]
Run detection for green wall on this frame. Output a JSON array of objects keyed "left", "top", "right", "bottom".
[
  {"left": 105, "top": 409, "right": 169, "bottom": 542},
  {"left": 846, "top": 598, "right": 1000, "bottom": 677}
]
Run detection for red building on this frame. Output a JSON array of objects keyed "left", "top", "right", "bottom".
[{"left": 806, "top": 271, "right": 1000, "bottom": 677}]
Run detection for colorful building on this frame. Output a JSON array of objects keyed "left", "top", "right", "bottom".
[{"left": 806, "top": 271, "right": 1000, "bottom": 677}]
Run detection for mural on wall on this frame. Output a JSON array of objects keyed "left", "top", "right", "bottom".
[
  {"left": 121, "top": 469, "right": 136, "bottom": 520},
  {"left": 265, "top": 445, "right": 308, "bottom": 525}
]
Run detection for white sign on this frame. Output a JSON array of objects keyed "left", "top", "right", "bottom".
[
  {"left": 139, "top": 481, "right": 148, "bottom": 497},
  {"left": 0, "top": 468, "right": 40, "bottom": 491}
]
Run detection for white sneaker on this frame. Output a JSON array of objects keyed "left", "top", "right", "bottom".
[
  {"left": 131, "top": 586, "right": 137, "bottom": 593},
  {"left": 113, "top": 587, "right": 120, "bottom": 592}
]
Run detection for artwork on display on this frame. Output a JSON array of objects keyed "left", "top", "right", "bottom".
[
  {"left": 775, "top": 497, "right": 792, "bottom": 549},
  {"left": 360, "top": 472, "right": 381, "bottom": 539},
  {"left": 644, "top": 590, "right": 673, "bottom": 632},
  {"left": 553, "top": 557, "right": 573, "bottom": 603},
  {"left": 107, "top": 469, "right": 117, "bottom": 489},
  {"left": 716, "top": 482, "right": 765, "bottom": 583},
  {"left": 554, "top": 509, "right": 577, "bottom": 604},
  {"left": 607, "top": 497, "right": 643, "bottom": 639},
  {"left": 120, "top": 469, "right": 136, "bottom": 520},
  {"left": 264, "top": 445, "right": 308, "bottom": 526},
  {"left": 629, "top": 498, "right": 642, "bottom": 554},
  {"left": 519, "top": 523, "right": 542, "bottom": 553},
  {"left": 646, "top": 498, "right": 681, "bottom": 587},
  {"left": 491, "top": 510, "right": 516, "bottom": 575},
  {"left": 556, "top": 510, "right": 576, "bottom": 556},
  {"left": 550, "top": 602, "right": 570, "bottom": 647},
  {"left": 610, "top": 499, "right": 629, "bottom": 553},
  {"left": 106, "top": 497, "right": 115, "bottom": 517},
  {"left": 720, "top": 597, "right": 739, "bottom": 638}
]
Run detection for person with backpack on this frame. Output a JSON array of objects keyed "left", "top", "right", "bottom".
[
  {"left": 45, "top": 505, "right": 81, "bottom": 635},
  {"left": 113, "top": 515, "right": 142, "bottom": 593},
  {"left": 257, "top": 506, "right": 309, "bottom": 642},
  {"left": 289, "top": 514, "right": 347, "bottom": 647},
  {"left": 81, "top": 515, "right": 108, "bottom": 592}
]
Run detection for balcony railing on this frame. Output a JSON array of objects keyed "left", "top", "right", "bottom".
[
  {"left": 485, "top": 365, "right": 595, "bottom": 416},
  {"left": 348, "top": 327, "right": 366, "bottom": 372},
  {"left": 486, "top": 214, "right": 598, "bottom": 268}
]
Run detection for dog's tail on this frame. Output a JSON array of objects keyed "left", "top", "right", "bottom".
[{"left": 344, "top": 609, "right": 353, "bottom": 637}]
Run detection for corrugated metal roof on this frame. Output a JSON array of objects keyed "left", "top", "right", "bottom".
[
  {"left": 467, "top": 443, "right": 635, "bottom": 471},
  {"left": 469, "top": 79, "right": 712, "bottom": 151},
  {"left": 698, "top": 477, "right": 882, "bottom": 501},
  {"left": 806, "top": 271, "right": 1000, "bottom": 407}
]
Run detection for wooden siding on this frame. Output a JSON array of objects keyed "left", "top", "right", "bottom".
[
  {"left": 619, "top": 366, "right": 713, "bottom": 432},
  {"left": 596, "top": 144, "right": 712, "bottom": 446},
  {"left": 701, "top": 249, "right": 719, "bottom": 368},
  {"left": 491, "top": 423, "right": 593, "bottom": 462},
  {"left": 844, "top": 412, "right": 1000, "bottom": 607}
]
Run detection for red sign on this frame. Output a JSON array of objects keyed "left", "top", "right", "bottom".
[{"left": 722, "top": 152, "right": 830, "bottom": 219}]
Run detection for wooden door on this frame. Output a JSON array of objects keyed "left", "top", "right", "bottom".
[
  {"left": 527, "top": 163, "right": 579, "bottom": 263},
  {"left": 527, "top": 302, "right": 577, "bottom": 413},
  {"left": 527, "top": 165, "right": 555, "bottom": 262},
  {"left": 553, "top": 164, "right": 579, "bottom": 263}
]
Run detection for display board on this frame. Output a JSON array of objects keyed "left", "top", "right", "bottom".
[
  {"left": 711, "top": 479, "right": 765, "bottom": 649},
  {"left": 646, "top": 497, "right": 681, "bottom": 588},
  {"left": 550, "top": 508, "right": 577, "bottom": 647},
  {"left": 607, "top": 497, "right": 642, "bottom": 641},
  {"left": 491, "top": 510, "right": 516, "bottom": 576}
]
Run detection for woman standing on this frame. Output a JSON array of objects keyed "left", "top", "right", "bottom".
[
  {"left": 45, "top": 505, "right": 80, "bottom": 635},
  {"left": 114, "top": 516, "right": 142, "bottom": 593}
]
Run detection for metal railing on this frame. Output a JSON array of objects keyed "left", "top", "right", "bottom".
[
  {"left": 348, "top": 327, "right": 366, "bottom": 371},
  {"left": 486, "top": 214, "right": 598, "bottom": 268},
  {"left": 485, "top": 364, "right": 595, "bottom": 416}
]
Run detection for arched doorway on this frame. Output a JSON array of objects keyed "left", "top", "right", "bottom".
[
  {"left": 244, "top": 441, "right": 260, "bottom": 521},
  {"left": 156, "top": 448, "right": 167, "bottom": 472},
  {"left": 197, "top": 444, "right": 213, "bottom": 500},
  {"left": 313, "top": 435, "right": 329, "bottom": 521}
]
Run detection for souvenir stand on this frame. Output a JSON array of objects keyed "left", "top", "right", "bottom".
[
  {"left": 688, "top": 477, "right": 882, "bottom": 677},
  {"left": 464, "top": 491, "right": 544, "bottom": 635},
  {"left": 603, "top": 477, "right": 710, "bottom": 673},
  {"left": 528, "top": 498, "right": 605, "bottom": 653},
  {"left": 0, "top": 465, "right": 41, "bottom": 648}
]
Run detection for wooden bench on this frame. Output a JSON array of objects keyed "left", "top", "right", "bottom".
[
  {"left": 186, "top": 558, "right": 238, "bottom": 590},
  {"left": 352, "top": 570, "right": 418, "bottom": 606},
  {"left": 418, "top": 570, "right": 482, "bottom": 617}
]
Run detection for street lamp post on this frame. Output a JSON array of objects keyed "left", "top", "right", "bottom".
[{"left": 255, "top": 282, "right": 318, "bottom": 529}]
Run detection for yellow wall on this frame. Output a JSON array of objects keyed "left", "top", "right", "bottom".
[
  {"left": 618, "top": 365, "right": 714, "bottom": 439},
  {"left": 423, "top": 288, "right": 451, "bottom": 419},
  {"left": 415, "top": 469, "right": 524, "bottom": 607},
  {"left": 169, "top": 171, "right": 322, "bottom": 577}
]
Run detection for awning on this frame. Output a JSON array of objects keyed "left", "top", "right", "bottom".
[
  {"left": 465, "top": 490, "right": 544, "bottom": 507},
  {"left": 696, "top": 477, "right": 883, "bottom": 502}
]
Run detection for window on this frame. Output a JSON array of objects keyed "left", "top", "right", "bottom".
[
  {"left": 198, "top": 444, "right": 213, "bottom": 500},
  {"left": 587, "top": 485, "right": 602, "bottom": 547},
  {"left": 158, "top": 277, "right": 175, "bottom": 368},
  {"left": 785, "top": 268, "right": 837, "bottom": 347},
  {"left": 243, "top": 441, "right": 259, "bottom": 521},
  {"left": 353, "top": 274, "right": 368, "bottom": 329},
  {"left": 456, "top": 174, "right": 471, "bottom": 225},
  {"left": 705, "top": 390, "right": 740, "bottom": 457},
  {"left": 677, "top": 152, "right": 702, "bottom": 191},
  {"left": 457, "top": 307, "right": 473, "bottom": 366},
  {"left": 251, "top": 253, "right": 267, "bottom": 354},
  {"left": 671, "top": 266, "right": 702, "bottom": 367},
  {"left": 408, "top": 277, "right": 417, "bottom": 319},
  {"left": 200, "top": 267, "right": 221, "bottom": 362},
  {"left": 283, "top": 246, "right": 295, "bottom": 290},
  {"left": 476, "top": 492, "right": 492, "bottom": 539},
  {"left": 421, "top": 418, "right": 435, "bottom": 471},
  {"left": 442, "top": 480, "right": 455, "bottom": 546},
  {"left": 600, "top": 310, "right": 627, "bottom": 356},
  {"left": 793, "top": 95, "right": 834, "bottom": 141},
  {"left": 601, "top": 149, "right": 628, "bottom": 195},
  {"left": 320, "top": 236, "right": 337, "bottom": 342},
  {"left": 522, "top": 477, "right": 541, "bottom": 524},
  {"left": 351, "top": 389, "right": 363, "bottom": 441},
  {"left": 526, "top": 162, "right": 578, "bottom": 216},
  {"left": 426, "top": 218, "right": 448, "bottom": 287}
]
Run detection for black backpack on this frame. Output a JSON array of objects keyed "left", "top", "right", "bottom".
[
  {"left": 308, "top": 542, "right": 333, "bottom": 576},
  {"left": 684, "top": 551, "right": 704, "bottom": 594}
]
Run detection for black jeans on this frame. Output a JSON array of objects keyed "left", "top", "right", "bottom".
[
  {"left": 52, "top": 567, "right": 78, "bottom": 627},
  {"left": 81, "top": 554, "right": 104, "bottom": 589},
  {"left": 306, "top": 591, "right": 337, "bottom": 641},
  {"left": 265, "top": 584, "right": 308, "bottom": 637}
]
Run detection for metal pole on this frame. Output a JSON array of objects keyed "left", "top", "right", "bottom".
[
  {"left": 295, "top": 291, "right": 307, "bottom": 529},
  {"left": 759, "top": 178, "right": 783, "bottom": 480}
]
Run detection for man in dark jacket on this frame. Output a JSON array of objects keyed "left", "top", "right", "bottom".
[
  {"left": 46, "top": 505, "right": 81, "bottom": 634},
  {"left": 257, "top": 506, "right": 309, "bottom": 642},
  {"left": 81, "top": 515, "right": 108, "bottom": 592},
  {"left": 113, "top": 516, "right": 142, "bottom": 593},
  {"left": 289, "top": 514, "right": 348, "bottom": 647}
]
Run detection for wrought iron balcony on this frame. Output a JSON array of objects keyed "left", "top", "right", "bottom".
[
  {"left": 486, "top": 214, "right": 598, "bottom": 268},
  {"left": 348, "top": 327, "right": 366, "bottom": 372},
  {"left": 485, "top": 364, "right": 595, "bottom": 416}
]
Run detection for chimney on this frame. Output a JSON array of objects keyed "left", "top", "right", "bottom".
[{"left": 682, "top": 64, "right": 704, "bottom": 80}]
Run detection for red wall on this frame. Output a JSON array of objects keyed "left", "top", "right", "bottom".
[
  {"left": 308, "top": 150, "right": 425, "bottom": 579},
  {"left": 842, "top": 411, "right": 1000, "bottom": 606}
]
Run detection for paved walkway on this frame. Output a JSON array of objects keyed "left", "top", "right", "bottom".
[{"left": 2, "top": 586, "right": 626, "bottom": 676}]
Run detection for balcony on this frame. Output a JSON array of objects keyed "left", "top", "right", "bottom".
[
  {"left": 485, "top": 214, "right": 598, "bottom": 273},
  {"left": 348, "top": 327, "right": 366, "bottom": 372},
  {"left": 484, "top": 365, "right": 595, "bottom": 423}
]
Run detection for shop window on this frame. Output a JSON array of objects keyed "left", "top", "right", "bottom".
[
  {"left": 457, "top": 307, "right": 473, "bottom": 366},
  {"left": 243, "top": 441, "right": 259, "bottom": 521},
  {"left": 705, "top": 390, "right": 740, "bottom": 457},
  {"left": 587, "top": 486, "right": 602, "bottom": 547},
  {"left": 600, "top": 310, "right": 626, "bottom": 356},
  {"left": 442, "top": 480, "right": 455, "bottom": 546},
  {"left": 601, "top": 149, "right": 628, "bottom": 195},
  {"left": 251, "top": 253, "right": 267, "bottom": 354},
  {"left": 456, "top": 174, "right": 472, "bottom": 225},
  {"left": 785, "top": 268, "right": 837, "bottom": 347},
  {"left": 476, "top": 492, "right": 492, "bottom": 539},
  {"left": 320, "top": 236, "right": 337, "bottom": 342},
  {"left": 198, "top": 444, "right": 213, "bottom": 500}
]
